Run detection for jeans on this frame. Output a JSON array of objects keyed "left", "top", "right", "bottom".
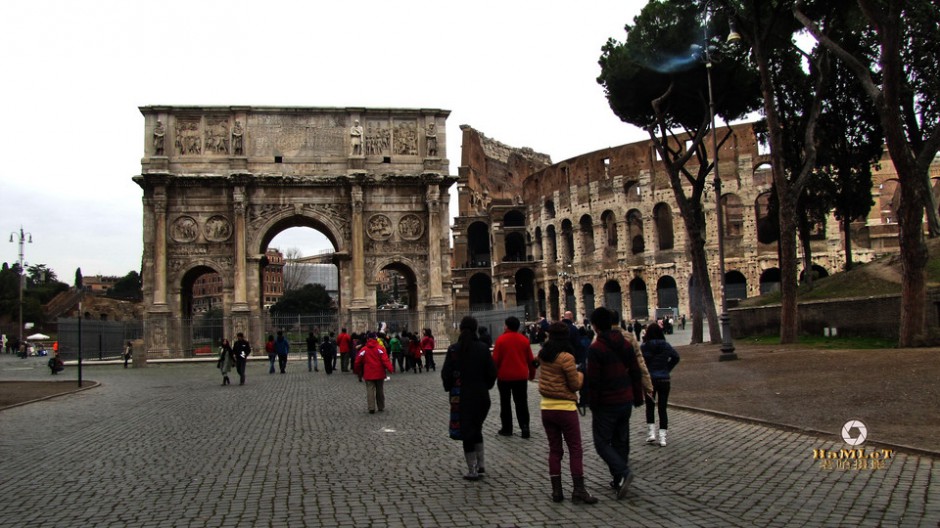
[
  {"left": 268, "top": 353, "right": 276, "bottom": 374},
  {"left": 307, "top": 351, "right": 319, "bottom": 372},
  {"left": 591, "top": 403, "right": 633, "bottom": 482},
  {"left": 340, "top": 353, "right": 350, "bottom": 372},
  {"left": 393, "top": 354, "right": 405, "bottom": 373},
  {"left": 423, "top": 350, "right": 435, "bottom": 371},
  {"left": 497, "top": 379, "right": 530, "bottom": 433},
  {"left": 645, "top": 379, "right": 671, "bottom": 429},
  {"left": 541, "top": 409, "right": 584, "bottom": 476},
  {"left": 235, "top": 357, "right": 246, "bottom": 384},
  {"left": 277, "top": 352, "right": 288, "bottom": 373}
]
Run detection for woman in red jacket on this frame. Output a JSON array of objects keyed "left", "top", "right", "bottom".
[
  {"left": 420, "top": 328, "right": 436, "bottom": 372},
  {"left": 354, "top": 335, "right": 394, "bottom": 414}
]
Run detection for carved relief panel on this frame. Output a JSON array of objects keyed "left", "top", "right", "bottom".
[
  {"left": 393, "top": 120, "right": 418, "bottom": 155},
  {"left": 365, "top": 120, "right": 391, "bottom": 156}
]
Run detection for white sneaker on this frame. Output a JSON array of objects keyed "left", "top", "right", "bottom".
[{"left": 658, "top": 429, "right": 668, "bottom": 447}]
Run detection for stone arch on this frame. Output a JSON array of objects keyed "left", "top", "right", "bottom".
[
  {"left": 653, "top": 203, "right": 674, "bottom": 250},
  {"left": 603, "top": 280, "right": 622, "bottom": 318},
  {"left": 656, "top": 275, "right": 678, "bottom": 311},
  {"left": 800, "top": 264, "right": 830, "bottom": 283},
  {"left": 760, "top": 268, "right": 781, "bottom": 295},
  {"left": 469, "top": 272, "right": 493, "bottom": 310},
  {"left": 504, "top": 231, "right": 526, "bottom": 262},
  {"left": 546, "top": 224, "right": 558, "bottom": 262},
  {"left": 515, "top": 268, "right": 537, "bottom": 320},
  {"left": 533, "top": 226, "right": 543, "bottom": 260},
  {"left": 601, "top": 210, "right": 617, "bottom": 248},
  {"left": 755, "top": 192, "right": 777, "bottom": 244},
  {"left": 582, "top": 283, "right": 596, "bottom": 316},
  {"left": 372, "top": 256, "right": 422, "bottom": 310},
  {"left": 629, "top": 278, "right": 649, "bottom": 319},
  {"left": 627, "top": 209, "right": 644, "bottom": 254},
  {"left": 579, "top": 214, "right": 595, "bottom": 256},
  {"left": 561, "top": 219, "right": 575, "bottom": 262},
  {"left": 176, "top": 262, "right": 227, "bottom": 357},
  {"left": 725, "top": 270, "right": 747, "bottom": 301},
  {"left": 137, "top": 106, "right": 455, "bottom": 358},
  {"left": 467, "top": 221, "right": 491, "bottom": 267}
]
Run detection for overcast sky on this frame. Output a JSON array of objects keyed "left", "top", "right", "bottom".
[{"left": 0, "top": 0, "right": 650, "bottom": 281}]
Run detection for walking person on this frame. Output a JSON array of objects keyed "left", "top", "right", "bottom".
[
  {"left": 539, "top": 322, "right": 597, "bottom": 504},
  {"left": 233, "top": 332, "right": 251, "bottom": 385},
  {"left": 420, "top": 328, "right": 436, "bottom": 372},
  {"left": 492, "top": 316, "right": 536, "bottom": 438},
  {"left": 337, "top": 327, "right": 351, "bottom": 372},
  {"left": 583, "top": 307, "right": 645, "bottom": 500},
  {"left": 265, "top": 334, "right": 276, "bottom": 374},
  {"left": 441, "top": 316, "right": 497, "bottom": 481},
  {"left": 123, "top": 341, "right": 133, "bottom": 368},
  {"left": 306, "top": 331, "right": 320, "bottom": 372},
  {"left": 217, "top": 338, "right": 235, "bottom": 386},
  {"left": 389, "top": 333, "right": 405, "bottom": 373},
  {"left": 633, "top": 320, "right": 643, "bottom": 342},
  {"left": 641, "top": 323, "right": 680, "bottom": 447},
  {"left": 320, "top": 331, "right": 337, "bottom": 375},
  {"left": 353, "top": 334, "right": 394, "bottom": 414},
  {"left": 274, "top": 331, "right": 290, "bottom": 374}
]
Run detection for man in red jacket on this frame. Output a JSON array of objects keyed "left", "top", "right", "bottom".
[
  {"left": 336, "top": 327, "right": 351, "bottom": 372},
  {"left": 492, "top": 316, "right": 536, "bottom": 438},
  {"left": 354, "top": 334, "right": 394, "bottom": 414}
]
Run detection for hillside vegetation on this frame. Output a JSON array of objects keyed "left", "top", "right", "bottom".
[{"left": 738, "top": 238, "right": 940, "bottom": 307}]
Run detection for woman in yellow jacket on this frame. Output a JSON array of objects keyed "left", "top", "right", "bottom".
[{"left": 538, "top": 322, "right": 597, "bottom": 504}]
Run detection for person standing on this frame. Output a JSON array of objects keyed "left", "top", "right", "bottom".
[
  {"left": 306, "top": 331, "right": 320, "bottom": 372},
  {"left": 232, "top": 332, "right": 251, "bottom": 385},
  {"left": 320, "top": 331, "right": 337, "bottom": 375},
  {"left": 420, "top": 328, "right": 436, "bottom": 372},
  {"left": 477, "top": 326, "right": 492, "bottom": 350},
  {"left": 563, "top": 311, "right": 586, "bottom": 367},
  {"left": 337, "top": 327, "right": 352, "bottom": 372},
  {"left": 265, "top": 335, "right": 276, "bottom": 374},
  {"left": 353, "top": 335, "right": 394, "bottom": 414},
  {"left": 491, "top": 316, "right": 536, "bottom": 438},
  {"left": 123, "top": 341, "right": 133, "bottom": 368},
  {"left": 583, "top": 307, "right": 645, "bottom": 500},
  {"left": 274, "top": 331, "right": 290, "bottom": 374},
  {"left": 217, "top": 338, "right": 235, "bottom": 386},
  {"left": 633, "top": 320, "right": 643, "bottom": 342},
  {"left": 539, "top": 322, "right": 597, "bottom": 504},
  {"left": 442, "top": 316, "right": 497, "bottom": 481},
  {"left": 389, "top": 333, "right": 404, "bottom": 373},
  {"left": 641, "top": 323, "right": 680, "bottom": 447}
]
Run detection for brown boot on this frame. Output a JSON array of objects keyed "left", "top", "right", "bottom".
[
  {"left": 571, "top": 476, "right": 598, "bottom": 504},
  {"left": 551, "top": 475, "right": 564, "bottom": 502}
]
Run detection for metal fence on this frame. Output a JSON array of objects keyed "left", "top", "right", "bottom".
[{"left": 56, "top": 318, "right": 143, "bottom": 361}]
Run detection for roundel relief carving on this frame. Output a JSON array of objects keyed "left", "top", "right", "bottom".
[
  {"left": 171, "top": 216, "right": 199, "bottom": 243},
  {"left": 367, "top": 214, "right": 393, "bottom": 241},
  {"left": 204, "top": 215, "right": 233, "bottom": 242},
  {"left": 398, "top": 214, "right": 424, "bottom": 240}
]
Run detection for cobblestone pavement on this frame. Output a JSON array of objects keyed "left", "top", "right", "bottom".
[{"left": 0, "top": 354, "right": 936, "bottom": 528}]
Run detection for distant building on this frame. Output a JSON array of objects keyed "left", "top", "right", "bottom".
[
  {"left": 83, "top": 275, "right": 120, "bottom": 296},
  {"left": 192, "top": 248, "right": 285, "bottom": 313}
]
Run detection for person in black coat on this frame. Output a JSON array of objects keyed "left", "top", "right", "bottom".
[{"left": 442, "top": 316, "right": 497, "bottom": 481}]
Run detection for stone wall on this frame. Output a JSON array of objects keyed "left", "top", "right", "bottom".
[{"left": 729, "top": 293, "right": 940, "bottom": 341}]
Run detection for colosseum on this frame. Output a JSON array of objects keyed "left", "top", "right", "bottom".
[{"left": 451, "top": 121, "right": 928, "bottom": 325}]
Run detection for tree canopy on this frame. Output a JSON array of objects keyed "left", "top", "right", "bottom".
[{"left": 269, "top": 283, "right": 333, "bottom": 314}]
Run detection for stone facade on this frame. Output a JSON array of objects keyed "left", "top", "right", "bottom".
[
  {"left": 135, "top": 106, "right": 455, "bottom": 358},
  {"left": 452, "top": 122, "right": 934, "bottom": 324}
]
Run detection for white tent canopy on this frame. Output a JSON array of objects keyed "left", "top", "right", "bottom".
[{"left": 26, "top": 333, "right": 50, "bottom": 340}]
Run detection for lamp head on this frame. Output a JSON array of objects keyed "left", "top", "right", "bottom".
[{"left": 726, "top": 19, "right": 742, "bottom": 43}]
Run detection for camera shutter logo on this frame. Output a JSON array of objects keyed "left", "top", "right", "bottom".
[{"left": 841, "top": 420, "right": 868, "bottom": 446}]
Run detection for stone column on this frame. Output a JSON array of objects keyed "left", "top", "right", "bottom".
[
  {"left": 231, "top": 179, "right": 251, "bottom": 335},
  {"left": 427, "top": 185, "right": 444, "bottom": 302},
  {"left": 153, "top": 187, "right": 168, "bottom": 306},
  {"left": 351, "top": 184, "right": 367, "bottom": 306}
]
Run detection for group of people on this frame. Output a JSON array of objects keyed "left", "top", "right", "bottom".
[{"left": 443, "top": 307, "right": 679, "bottom": 503}]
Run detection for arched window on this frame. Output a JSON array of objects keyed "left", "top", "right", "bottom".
[
  {"left": 653, "top": 203, "right": 674, "bottom": 250},
  {"left": 627, "top": 209, "right": 644, "bottom": 254},
  {"left": 602, "top": 210, "right": 617, "bottom": 248},
  {"left": 579, "top": 214, "right": 595, "bottom": 256}
]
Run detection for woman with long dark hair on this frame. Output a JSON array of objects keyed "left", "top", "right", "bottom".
[
  {"left": 641, "top": 323, "right": 680, "bottom": 447},
  {"left": 538, "top": 323, "right": 597, "bottom": 504},
  {"left": 442, "top": 316, "right": 497, "bottom": 481}
]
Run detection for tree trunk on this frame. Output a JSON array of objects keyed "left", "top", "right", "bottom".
[
  {"left": 777, "top": 193, "right": 800, "bottom": 344},
  {"left": 799, "top": 221, "right": 814, "bottom": 290},
  {"left": 842, "top": 217, "right": 854, "bottom": 271}
]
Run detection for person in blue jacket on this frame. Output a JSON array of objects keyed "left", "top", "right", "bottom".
[{"left": 640, "top": 323, "right": 680, "bottom": 447}]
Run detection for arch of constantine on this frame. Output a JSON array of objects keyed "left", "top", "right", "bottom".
[{"left": 135, "top": 106, "right": 455, "bottom": 357}]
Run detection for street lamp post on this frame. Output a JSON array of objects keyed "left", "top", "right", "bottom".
[
  {"left": 704, "top": 6, "right": 738, "bottom": 361},
  {"left": 9, "top": 227, "right": 32, "bottom": 351}
]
